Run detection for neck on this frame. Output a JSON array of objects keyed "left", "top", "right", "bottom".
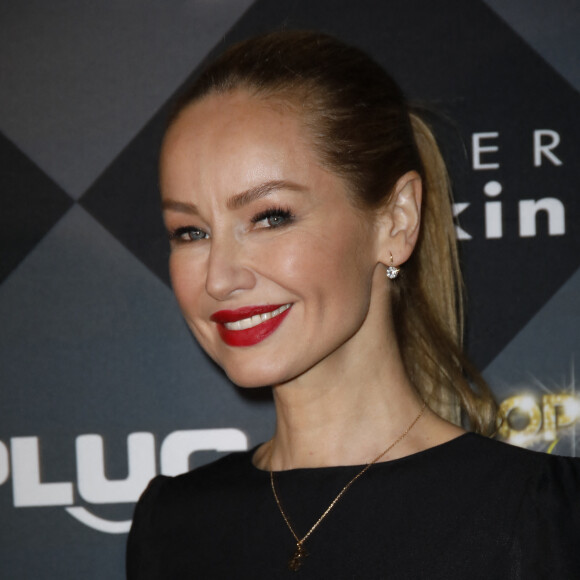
[
  {"left": 265, "top": 336, "right": 426, "bottom": 471},
  {"left": 252, "top": 271, "right": 464, "bottom": 472}
]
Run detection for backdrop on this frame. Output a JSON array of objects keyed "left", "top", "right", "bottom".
[{"left": 1, "top": 1, "right": 579, "bottom": 578}]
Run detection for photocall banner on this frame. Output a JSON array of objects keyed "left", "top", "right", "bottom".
[{"left": 1, "top": 1, "right": 579, "bottom": 578}]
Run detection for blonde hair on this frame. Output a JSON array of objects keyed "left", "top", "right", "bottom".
[
  {"left": 397, "top": 114, "right": 497, "bottom": 432},
  {"left": 171, "top": 30, "right": 498, "bottom": 434}
]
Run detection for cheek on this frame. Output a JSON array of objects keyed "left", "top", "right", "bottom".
[
  {"left": 169, "top": 254, "right": 222, "bottom": 360},
  {"left": 301, "top": 226, "right": 374, "bottom": 284},
  {"left": 315, "top": 229, "right": 377, "bottom": 319},
  {"left": 267, "top": 226, "right": 374, "bottom": 309},
  {"left": 254, "top": 235, "right": 337, "bottom": 299}
]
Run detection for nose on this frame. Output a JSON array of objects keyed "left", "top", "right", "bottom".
[{"left": 205, "top": 236, "right": 256, "bottom": 301}]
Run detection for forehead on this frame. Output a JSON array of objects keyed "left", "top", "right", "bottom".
[
  {"left": 170, "top": 90, "right": 300, "bottom": 142},
  {"left": 160, "top": 91, "right": 325, "bottom": 205}
]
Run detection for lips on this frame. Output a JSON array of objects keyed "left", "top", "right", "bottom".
[{"left": 211, "top": 304, "right": 292, "bottom": 347}]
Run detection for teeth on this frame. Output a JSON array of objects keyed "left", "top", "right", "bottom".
[{"left": 224, "top": 304, "right": 290, "bottom": 331}]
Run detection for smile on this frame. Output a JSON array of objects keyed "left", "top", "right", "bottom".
[
  {"left": 224, "top": 304, "right": 290, "bottom": 330},
  {"left": 210, "top": 304, "right": 292, "bottom": 347}
]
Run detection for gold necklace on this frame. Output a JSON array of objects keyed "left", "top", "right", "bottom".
[{"left": 269, "top": 401, "right": 427, "bottom": 571}]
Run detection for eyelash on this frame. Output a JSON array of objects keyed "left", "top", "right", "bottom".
[
  {"left": 168, "top": 227, "right": 208, "bottom": 243},
  {"left": 251, "top": 206, "right": 295, "bottom": 228},
  {"left": 168, "top": 206, "right": 295, "bottom": 244}
]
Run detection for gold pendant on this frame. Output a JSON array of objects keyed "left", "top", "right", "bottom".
[{"left": 288, "top": 543, "right": 308, "bottom": 571}]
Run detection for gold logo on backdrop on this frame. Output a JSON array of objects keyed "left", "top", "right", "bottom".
[{"left": 498, "top": 394, "right": 580, "bottom": 448}]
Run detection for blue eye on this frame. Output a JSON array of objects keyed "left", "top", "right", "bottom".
[
  {"left": 252, "top": 207, "right": 294, "bottom": 229},
  {"left": 169, "top": 227, "right": 209, "bottom": 243},
  {"left": 265, "top": 214, "right": 287, "bottom": 227}
]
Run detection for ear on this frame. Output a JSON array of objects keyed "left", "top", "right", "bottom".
[{"left": 377, "top": 170, "right": 422, "bottom": 267}]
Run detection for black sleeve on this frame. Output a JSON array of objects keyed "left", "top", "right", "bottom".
[
  {"left": 126, "top": 475, "right": 170, "bottom": 580},
  {"left": 509, "top": 455, "right": 580, "bottom": 579}
]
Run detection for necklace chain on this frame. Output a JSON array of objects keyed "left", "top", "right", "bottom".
[{"left": 269, "top": 400, "right": 427, "bottom": 571}]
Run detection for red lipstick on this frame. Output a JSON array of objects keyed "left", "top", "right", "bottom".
[{"left": 211, "top": 304, "right": 291, "bottom": 347}]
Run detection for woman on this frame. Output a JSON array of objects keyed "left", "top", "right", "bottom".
[{"left": 127, "top": 31, "right": 580, "bottom": 578}]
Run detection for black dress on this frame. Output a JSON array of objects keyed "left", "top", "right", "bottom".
[{"left": 127, "top": 433, "right": 580, "bottom": 579}]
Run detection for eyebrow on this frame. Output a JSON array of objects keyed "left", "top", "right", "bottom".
[
  {"left": 226, "top": 180, "right": 306, "bottom": 210},
  {"left": 161, "top": 199, "right": 199, "bottom": 214},
  {"left": 161, "top": 180, "right": 306, "bottom": 214}
]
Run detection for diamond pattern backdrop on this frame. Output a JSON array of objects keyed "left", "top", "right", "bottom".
[{"left": 1, "top": 1, "right": 579, "bottom": 578}]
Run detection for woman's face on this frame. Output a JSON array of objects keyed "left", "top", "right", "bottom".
[{"left": 160, "top": 91, "right": 386, "bottom": 387}]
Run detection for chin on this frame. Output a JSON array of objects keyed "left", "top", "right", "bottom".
[
  {"left": 224, "top": 369, "right": 277, "bottom": 389},
  {"left": 222, "top": 358, "right": 292, "bottom": 389}
]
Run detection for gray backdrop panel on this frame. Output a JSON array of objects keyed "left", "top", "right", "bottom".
[{"left": 1, "top": 1, "right": 579, "bottom": 578}]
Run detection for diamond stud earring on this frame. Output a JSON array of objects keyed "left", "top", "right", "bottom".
[{"left": 386, "top": 253, "right": 400, "bottom": 280}]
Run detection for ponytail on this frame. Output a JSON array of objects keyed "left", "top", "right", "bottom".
[{"left": 393, "top": 113, "right": 497, "bottom": 434}]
